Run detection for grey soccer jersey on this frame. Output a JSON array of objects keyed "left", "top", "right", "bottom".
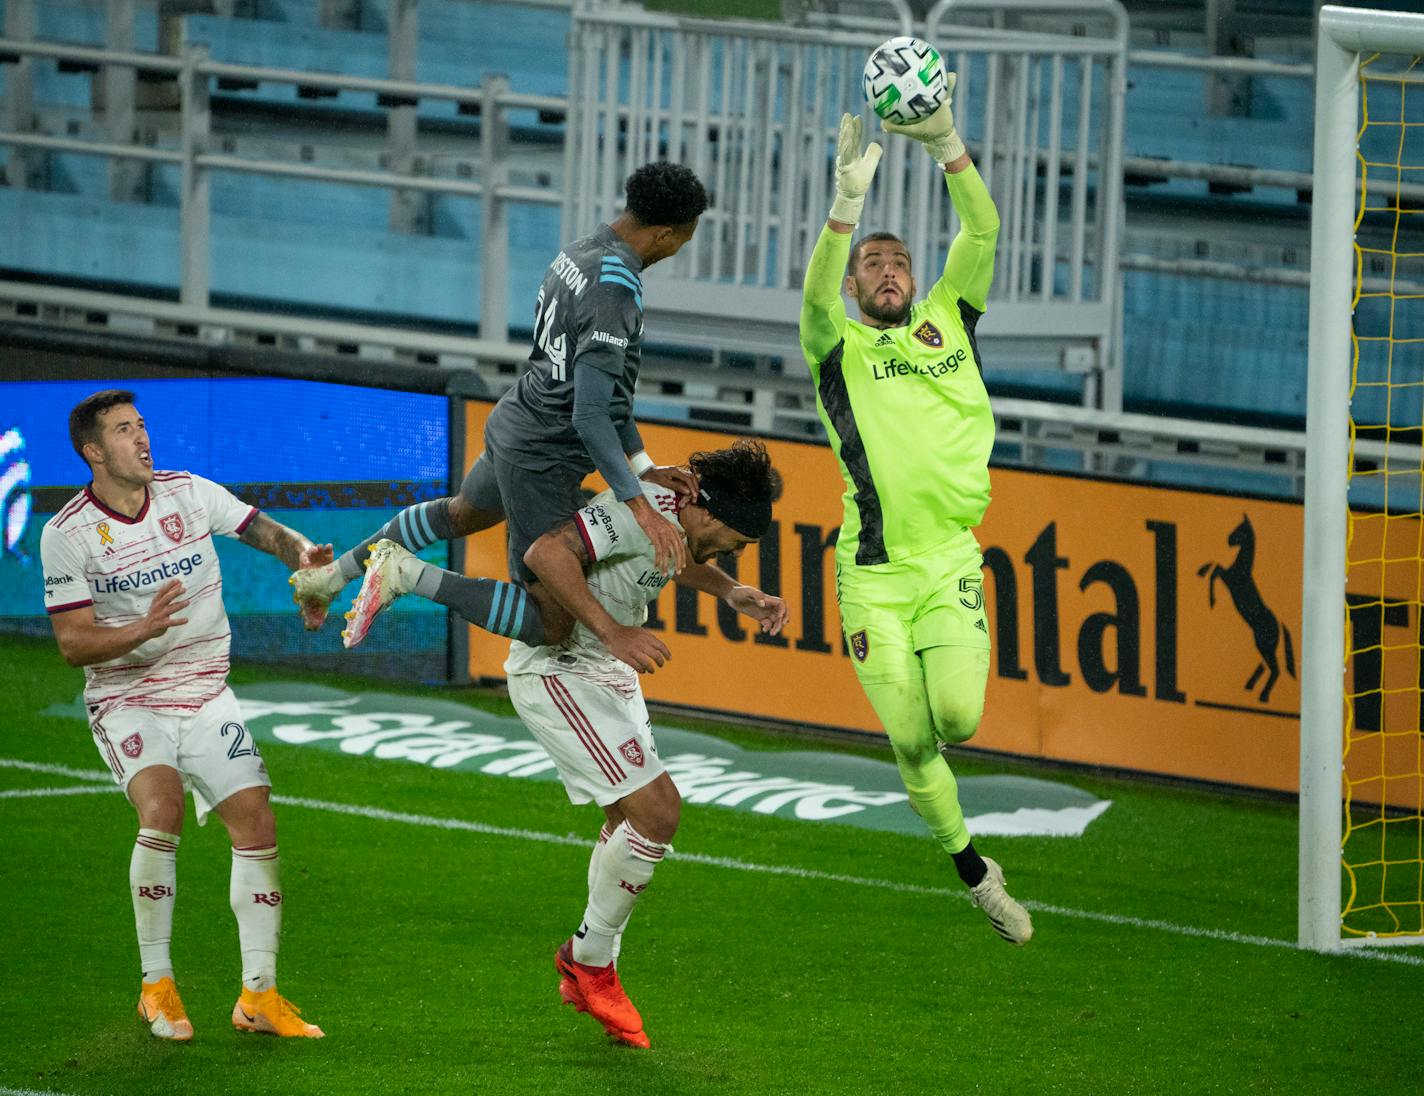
[
  {"left": 503, "top": 481, "right": 683, "bottom": 686},
  {"left": 484, "top": 223, "right": 645, "bottom": 475}
]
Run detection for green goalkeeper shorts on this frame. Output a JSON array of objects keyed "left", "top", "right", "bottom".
[{"left": 836, "top": 526, "right": 990, "bottom": 685}]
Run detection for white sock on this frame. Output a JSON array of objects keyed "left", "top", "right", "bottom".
[
  {"left": 230, "top": 844, "right": 281, "bottom": 992},
  {"left": 584, "top": 823, "right": 624, "bottom": 967},
  {"left": 131, "top": 828, "right": 179, "bottom": 982},
  {"left": 571, "top": 821, "right": 665, "bottom": 968}
]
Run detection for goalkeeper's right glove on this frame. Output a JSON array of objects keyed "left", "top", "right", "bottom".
[
  {"left": 880, "top": 73, "right": 965, "bottom": 165},
  {"left": 829, "top": 112, "right": 883, "bottom": 226}
]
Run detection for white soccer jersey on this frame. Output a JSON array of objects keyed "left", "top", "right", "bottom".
[
  {"left": 40, "top": 471, "right": 257, "bottom": 714},
  {"left": 504, "top": 480, "right": 684, "bottom": 686}
]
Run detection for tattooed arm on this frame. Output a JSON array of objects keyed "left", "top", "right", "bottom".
[{"left": 239, "top": 513, "right": 332, "bottom": 572}]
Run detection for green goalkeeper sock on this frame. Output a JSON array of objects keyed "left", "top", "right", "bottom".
[{"left": 860, "top": 676, "right": 973, "bottom": 855}]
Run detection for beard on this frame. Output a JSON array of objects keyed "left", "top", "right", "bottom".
[{"left": 857, "top": 286, "right": 911, "bottom": 327}]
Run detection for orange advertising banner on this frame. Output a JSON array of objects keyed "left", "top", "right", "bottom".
[{"left": 461, "top": 399, "right": 1421, "bottom": 801}]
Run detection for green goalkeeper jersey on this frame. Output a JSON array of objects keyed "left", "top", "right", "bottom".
[{"left": 799, "top": 163, "right": 1000, "bottom": 567}]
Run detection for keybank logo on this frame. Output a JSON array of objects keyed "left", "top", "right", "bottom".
[
  {"left": 94, "top": 551, "right": 204, "bottom": 594},
  {"left": 1, "top": 427, "right": 31, "bottom": 562}
]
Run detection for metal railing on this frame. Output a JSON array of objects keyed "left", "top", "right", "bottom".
[
  {"left": 0, "top": 33, "right": 559, "bottom": 340},
  {"left": 563, "top": 0, "right": 1129, "bottom": 406}
]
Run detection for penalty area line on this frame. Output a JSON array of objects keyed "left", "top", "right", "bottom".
[{"left": 3, "top": 758, "right": 1421, "bottom": 968}]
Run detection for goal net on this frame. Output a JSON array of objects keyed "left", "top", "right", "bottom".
[{"left": 1302, "top": 5, "right": 1424, "bottom": 951}]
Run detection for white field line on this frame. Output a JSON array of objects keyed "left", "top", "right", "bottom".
[
  {"left": 3, "top": 757, "right": 1421, "bottom": 968},
  {"left": 0, "top": 1088, "right": 84, "bottom": 1096}
]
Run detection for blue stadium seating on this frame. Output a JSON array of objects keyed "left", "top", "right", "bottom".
[{"left": 7, "top": 0, "right": 1421, "bottom": 442}]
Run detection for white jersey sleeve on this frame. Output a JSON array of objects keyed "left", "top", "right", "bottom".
[
  {"left": 189, "top": 474, "right": 258, "bottom": 538},
  {"left": 573, "top": 481, "right": 681, "bottom": 564},
  {"left": 40, "top": 519, "right": 94, "bottom": 615}
]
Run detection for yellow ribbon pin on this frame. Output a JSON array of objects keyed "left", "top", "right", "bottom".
[{"left": 96, "top": 521, "right": 113, "bottom": 546}]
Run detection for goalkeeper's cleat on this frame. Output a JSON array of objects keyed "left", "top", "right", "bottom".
[
  {"left": 341, "top": 539, "right": 421, "bottom": 649},
  {"left": 231, "top": 986, "right": 325, "bottom": 1038},
  {"left": 970, "top": 857, "right": 1033, "bottom": 945},
  {"left": 289, "top": 561, "right": 345, "bottom": 631},
  {"left": 555, "top": 939, "right": 650, "bottom": 1048},
  {"left": 137, "top": 976, "right": 193, "bottom": 1041}
]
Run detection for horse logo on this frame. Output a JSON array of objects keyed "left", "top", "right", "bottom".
[{"left": 1197, "top": 515, "right": 1296, "bottom": 704}]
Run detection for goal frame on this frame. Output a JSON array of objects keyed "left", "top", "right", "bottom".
[{"left": 1301, "top": 4, "right": 1424, "bottom": 952}]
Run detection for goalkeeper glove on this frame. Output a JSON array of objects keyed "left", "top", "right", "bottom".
[
  {"left": 880, "top": 72, "right": 965, "bottom": 165},
  {"left": 829, "top": 112, "right": 883, "bottom": 226}
]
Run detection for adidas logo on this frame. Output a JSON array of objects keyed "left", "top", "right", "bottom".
[
  {"left": 874, "top": 333, "right": 893, "bottom": 347},
  {"left": 974, "top": 619, "right": 987, "bottom": 632}
]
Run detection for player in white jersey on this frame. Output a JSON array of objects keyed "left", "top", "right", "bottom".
[
  {"left": 40, "top": 390, "right": 326, "bottom": 1041},
  {"left": 349, "top": 439, "right": 785, "bottom": 1047},
  {"left": 519, "top": 438, "right": 784, "bottom": 1049}
]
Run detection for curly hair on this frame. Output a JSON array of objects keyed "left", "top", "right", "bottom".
[
  {"left": 624, "top": 162, "right": 710, "bottom": 228},
  {"left": 688, "top": 438, "right": 783, "bottom": 538},
  {"left": 69, "top": 389, "right": 137, "bottom": 462}
]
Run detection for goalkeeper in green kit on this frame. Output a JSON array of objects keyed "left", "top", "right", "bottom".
[{"left": 800, "top": 76, "right": 1032, "bottom": 944}]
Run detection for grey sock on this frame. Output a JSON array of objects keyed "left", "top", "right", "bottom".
[
  {"left": 430, "top": 573, "right": 545, "bottom": 644},
  {"left": 337, "top": 497, "right": 457, "bottom": 582}
]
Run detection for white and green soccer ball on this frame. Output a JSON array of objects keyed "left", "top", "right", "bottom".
[{"left": 862, "top": 36, "right": 947, "bottom": 126}]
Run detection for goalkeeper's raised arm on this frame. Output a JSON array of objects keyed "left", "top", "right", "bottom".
[
  {"left": 880, "top": 72, "right": 1000, "bottom": 313},
  {"left": 799, "top": 112, "right": 880, "bottom": 363}
]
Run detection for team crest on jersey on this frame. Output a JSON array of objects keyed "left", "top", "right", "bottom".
[
  {"left": 159, "top": 513, "right": 185, "bottom": 544},
  {"left": 850, "top": 629, "right": 870, "bottom": 662},
  {"left": 121, "top": 733, "right": 143, "bottom": 759},
  {"left": 912, "top": 321, "right": 944, "bottom": 348},
  {"left": 618, "top": 738, "right": 645, "bottom": 768}
]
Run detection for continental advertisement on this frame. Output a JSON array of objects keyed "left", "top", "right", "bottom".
[{"left": 462, "top": 400, "right": 1418, "bottom": 802}]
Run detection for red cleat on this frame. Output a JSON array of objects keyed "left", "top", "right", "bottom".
[{"left": 554, "top": 939, "right": 650, "bottom": 1049}]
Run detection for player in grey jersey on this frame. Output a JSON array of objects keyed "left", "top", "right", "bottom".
[{"left": 292, "top": 162, "right": 710, "bottom": 655}]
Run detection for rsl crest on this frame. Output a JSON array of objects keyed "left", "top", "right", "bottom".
[
  {"left": 618, "top": 738, "right": 645, "bottom": 768},
  {"left": 121, "top": 733, "right": 143, "bottom": 759},
  {"left": 159, "top": 513, "right": 185, "bottom": 544},
  {"left": 849, "top": 629, "right": 870, "bottom": 662},
  {"left": 912, "top": 320, "right": 943, "bottom": 348}
]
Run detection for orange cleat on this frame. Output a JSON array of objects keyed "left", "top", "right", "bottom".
[
  {"left": 138, "top": 977, "right": 193, "bottom": 1041},
  {"left": 554, "top": 939, "right": 650, "bottom": 1049},
  {"left": 231, "top": 986, "right": 325, "bottom": 1038}
]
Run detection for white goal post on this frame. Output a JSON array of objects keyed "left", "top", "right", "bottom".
[{"left": 1301, "top": 5, "right": 1424, "bottom": 952}]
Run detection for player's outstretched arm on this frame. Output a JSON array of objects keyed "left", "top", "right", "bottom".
[
  {"left": 524, "top": 523, "right": 672, "bottom": 674},
  {"left": 49, "top": 579, "right": 190, "bottom": 667},
  {"left": 881, "top": 77, "right": 999, "bottom": 311},
  {"left": 801, "top": 113, "right": 879, "bottom": 363},
  {"left": 239, "top": 512, "right": 328, "bottom": 572},
  {"left": 676, "top": 563, "right": 789, "bottom": 636}
]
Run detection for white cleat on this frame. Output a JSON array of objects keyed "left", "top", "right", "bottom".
[
  {"left": 341, "top": 539, "right": 421, "bottom": 649},
  {"left": 970, "top": 857, "right": 1033, "bottom": 945},
  {"left": 289, "top": 561, "right": 346, "bottom": 631}
]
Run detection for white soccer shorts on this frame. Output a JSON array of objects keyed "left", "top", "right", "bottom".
[
  {"left": 507, "top": 672, "right": 664, "bottom": 807},
  {"left": 88, "top": 687, "right": 271, "bottom": 825}
]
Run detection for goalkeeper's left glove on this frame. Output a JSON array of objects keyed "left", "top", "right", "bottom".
[
  {"left": 880, "top": 73, "right": 965, "bottom": 165},
  {"left": 829, "top": 112, "right": 883, "bottom": 225}
]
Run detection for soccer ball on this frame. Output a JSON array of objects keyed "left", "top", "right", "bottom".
[{"left": 862, "top": 36, "right": 948, "bottom": 126}]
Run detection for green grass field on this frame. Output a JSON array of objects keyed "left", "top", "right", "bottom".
[{"left": 2, "top": 633, "right": 1421, "bottom": 1096}]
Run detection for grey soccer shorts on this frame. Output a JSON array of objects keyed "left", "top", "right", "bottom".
[{"left": 460, "top": 450, "right": 590, "bottom": 584}]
